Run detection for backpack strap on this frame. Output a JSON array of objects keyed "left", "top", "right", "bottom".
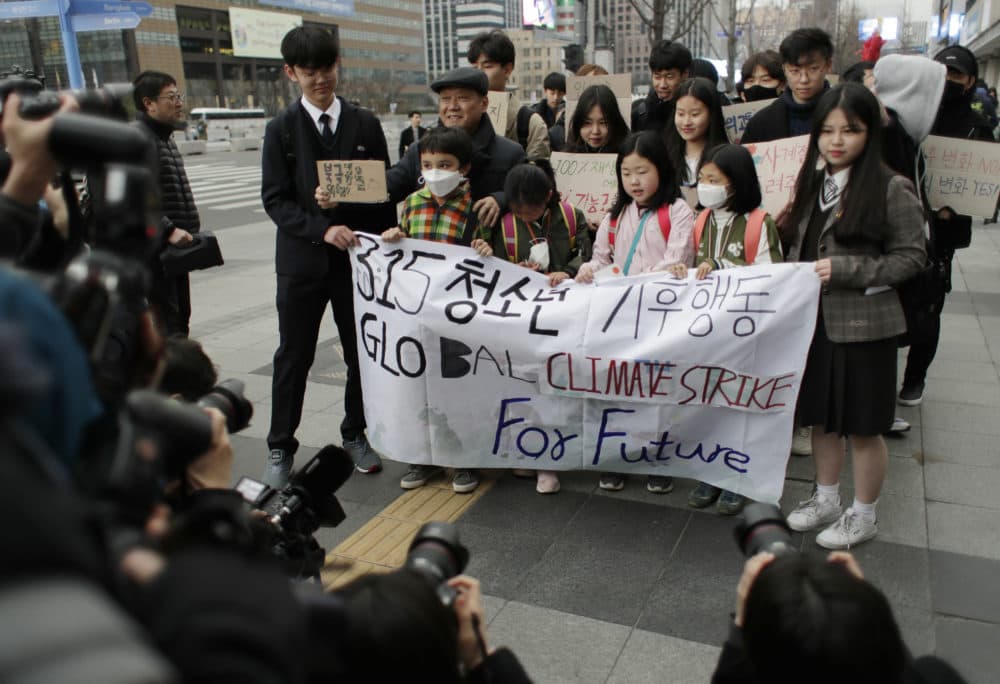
[
  {"left": 501, "top": 212, "right": 519, "bottom": 262},
  {"left": 693, "top": 209, "right": 712, "bottom": 251},
  {"left": 656, "top": 204, "right": 672, "bottom": 245},
  {"left": 743, "top": 208, "right": 767, "bottom": 266},
  {"left": 516, "top": 107, "right": 533, "bottom": 149},
  {"left": 608, "top": 215, "right": 617, "bottom": 248},
  {"left": 559, "top": 201, "right": 576, "bottom": 250}
]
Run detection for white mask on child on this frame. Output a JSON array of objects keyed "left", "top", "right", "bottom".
[
  {"left": 697, "top": 183, "right": 730, "bottom": 210},
  {"left": 422, "top": 169, "right": 463, "bottom": 197}
]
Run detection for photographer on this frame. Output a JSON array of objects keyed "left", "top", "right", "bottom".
[
  {"left": 712, "top": 551, "right": 967, "bottom": 684},
  {"left": 332, "top": 571, "right": 531, "bottom": 683}
]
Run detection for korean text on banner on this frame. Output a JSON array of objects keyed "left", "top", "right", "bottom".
[
  {"left": 349, "top": 237, "right": 820, "bottom": 503},
  {"left": 744, "top": 135, "right": 810, "bottom": 216},
  {"left": 550, "top": 152, "right": 618, "bottom": 224},
  {"left": 922, "top": 135, "right": 1000, "bottom": 219},
  {"left": 722, "top": 99, "right": 772, "bottom": 143},
  {"left": 487, "top": 91, "right": 511, "bottom": 136},
  {"left": 315, "top": 160, "right": 388, "bottom": 203}
]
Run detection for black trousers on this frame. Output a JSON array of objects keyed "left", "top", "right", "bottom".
[
  {"left": 267, "top": 255, "right": 365, "bottom": 456},
  {"left": 149, "top": 269, "right": 191, "bottom": 338},
  {"left": 901, "top": 253, "right": 952, "bottom": 389}
]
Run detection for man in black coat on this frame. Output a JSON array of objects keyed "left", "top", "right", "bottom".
[
  {"left": 398, "top": 110, "right": 426, "bottom": 160},
  {"left": 133, "top": 70, "right": 200, "bottom": 337},
  {"left": 631, "top": 40, "right": 691, "bottom": 134},
  {"left": 741, "top": 28, "right": 833, "bottom": 144},
  {"left": 261, "top": 26, "right": 396, "bottom": 487}
]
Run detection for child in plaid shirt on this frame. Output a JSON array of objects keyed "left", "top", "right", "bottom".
[{"left": 382, "top": 127, "right": 493, "bottom": 257}]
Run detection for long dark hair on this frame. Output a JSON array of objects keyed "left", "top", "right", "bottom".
[
  {"left": 608, "top": 131, "right": 680, "bottom": 221},
  {"left": 665, "top": 77, "right": 728, "bottom": 185},
  {"left": 785, "top": 83, "right": 888, "bottom": 243},
  {"left": 504, "top": 159, "right": 560, "bottom": 213},
  {"left": 566, "top": 84, "right": 629, "bottom": 153},
  {"left": 699, "top": 144, "right": 762, "bottom": 214}
]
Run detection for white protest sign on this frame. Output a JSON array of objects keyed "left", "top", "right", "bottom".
[
  {"left": 922, "top": 135, "right": 1000, "bottom": 219},
  {"left": 487, "top": 90, "right": 511, "bottom": 135},
  {"left": 564, "top": 73, "right": 633, "bottom": 138},
  {"left": 743, "top": 135, "right": 810, "bottom": 216},
  {"left": 722, "top": 99, "right": 772, "bottom": 143},
  {"left": 550, "top": 152, "right": 618, "bottom": 224},
  {"left": 350, "top": 237, "right": 820, "bottom": 503},
  {"left": 315, "top": 160, "right": 388, "bottom": 203}
]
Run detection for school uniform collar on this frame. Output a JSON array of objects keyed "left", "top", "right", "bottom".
[
  {"left": 818, "top": 166, "right": 850, "bottom": 212},
  {"left": 300, "top": 96, "right": 342, "bottom": 135}
]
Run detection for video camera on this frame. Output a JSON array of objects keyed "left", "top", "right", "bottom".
[{"left": 236, "top": 445, "right": 356, "bottom": 580}]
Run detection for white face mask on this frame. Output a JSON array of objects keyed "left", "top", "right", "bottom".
[
  {"left": 697, "top": 183, "right": 730, "bottom": 210},
  {"left": 528, "top": 239, "right": 550, "bottom": 271},
  {"left": 422, "top": 169, "right": 463, "bottom": 197}
]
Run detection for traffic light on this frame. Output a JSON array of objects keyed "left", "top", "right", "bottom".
[{"left": 563, "top": 43, "right": 584, "bottom": 73}]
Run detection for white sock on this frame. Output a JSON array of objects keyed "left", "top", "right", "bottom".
[
  {"left": 852, "top": 498, "right": 877, "bottom": 521},
  {"left": 816, "top": 483, "right": 840, "bottom": 502}
]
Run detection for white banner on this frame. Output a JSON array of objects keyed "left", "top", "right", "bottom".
[
  {"left": 230, "top": 7, "right": 302, "bottom": 59},
  {"left": 350, "top": 238, "right": 820, "bottom": 503}
]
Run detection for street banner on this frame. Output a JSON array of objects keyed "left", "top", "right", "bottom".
[
  {"left": 922, "top": 134, "right": 1000, "bottom": 219},
  {"left": 722, "top": 99, "right": 771, "bottom": 143},
  {"left": 315, "top": 160, "right": 388, "bottom": 203},
  {"left": 487, "top": 91, "right": 510, "bottom": 136},
  {"left": 350, "top": 237, "right": 820, "bottom": 503},
  {"left": 743, "top": 135, "right": 810, "bottom": 216},
  {"left": 564, "top": 73, "right": 633, "bottom": 138},
  {"left": 230, "top": 7, "right": 302, "bottom": 59},
  {"left": 550, "top": 152, "right": 618, "bottom": 225}
]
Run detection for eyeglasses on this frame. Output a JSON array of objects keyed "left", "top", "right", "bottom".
[{"left": 158, "top": 92, "right": 185, "bottom": 103}]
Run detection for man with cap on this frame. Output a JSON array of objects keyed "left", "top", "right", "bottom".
[
  {"left": 386, "top": 67, "right": 525, "bottom": 230},
  {"left": 892, "top": 45, "right": 995, "bottom": 408},
  {"left": 533, "top": 71, "right": 566, "bottom": 152}
]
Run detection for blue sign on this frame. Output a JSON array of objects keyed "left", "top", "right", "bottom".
[
  {"left": 258, "top": 0, "right": 354, "bottom": 18},
  {"left": 70, "top": 10, "right": 140, "bottom": 31},
  {"left": 0, "top": 0, "right": 63, "bottom": 20},
  {"left": 69, "top": 0, "right": 152, "bottom": 17}
]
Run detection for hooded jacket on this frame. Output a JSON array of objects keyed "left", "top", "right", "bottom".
[{"left": 873, "top": 55, "right": 946, "bottom": 144}]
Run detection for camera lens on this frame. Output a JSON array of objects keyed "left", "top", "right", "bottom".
[
  {"left": 734, "top": 503, "right": 796, "bottom": 557},
  {"left": 198, "top": 378, "right": 253, "bottom": 434},
  {"left": 406, "top": 522, "right": 470, "bottom": 585}
]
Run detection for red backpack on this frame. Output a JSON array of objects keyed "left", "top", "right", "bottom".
[
  {"left": 608, "top": 205, "right": 672, "bottom": 249},
  {"left": 500, "top": 201, "right": 577, "bottom": 262},
  {"left": 693, "top": 208, "right": 767, "bottom": 265}
]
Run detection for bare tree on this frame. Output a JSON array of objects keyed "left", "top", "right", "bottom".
[
  {"left": 831, "top": 0, "right": 864, "bottom": 74},
  {"left": 627, "top": 0, "right": 716, "bottom": 48},
  {"left": 708, "top": 0, "right": 758, "bottom": 89}
]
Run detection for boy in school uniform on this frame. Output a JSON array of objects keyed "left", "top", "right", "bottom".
[{"left": 378, "top": 126, "right": 493, "bottom": 493}]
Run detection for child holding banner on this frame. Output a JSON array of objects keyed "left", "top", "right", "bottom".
[
  {"left": 576, "top": 131, "right": 695, "bottom": 494},
  {"left": 377, "top": 126, "right": 493, "bottom": 494},
  {"left": 666, "top": 142, "right": 783, "bottom": 515},
  {"left": 665, "top": 78, "right": 728, "bottom": 199},
  {"left": 493, "top": 160, "right": 591, "bottom": 494},
  {"left": 782, "top": 84, "right": 925, "bottom": 549}
]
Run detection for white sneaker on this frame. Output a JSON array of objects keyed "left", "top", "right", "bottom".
[
  {"left": 787, "top": 491, "right": 842, "bottom": 532},
  {"left": 791, "top": 426, "right": 813, "bottom": 456},
  {"left": 816, "top": 508, "right": 878, "bottom": 549}
]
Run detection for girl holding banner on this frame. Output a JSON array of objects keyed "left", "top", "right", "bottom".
[
  {"left": 665, "top": 78, "right": 728, "bottom": 204},
  {"left": 781, "top": 84, "right": 925, "bottom": 549},
  {"left": 666, "top": 143, "right": 784, "bottom": 515},
  {"left": 575, "top": 131, "right": 695, "bottom": 495}
]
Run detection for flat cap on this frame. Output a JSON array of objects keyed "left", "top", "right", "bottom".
[{"left": 431, "top": 67, "right": 489, "bottom": 96}]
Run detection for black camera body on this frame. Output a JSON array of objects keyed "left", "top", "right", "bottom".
[{"left": 405, "top": 521, "right": 470, "bottom": 606}]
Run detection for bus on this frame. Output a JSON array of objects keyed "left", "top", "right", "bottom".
[{"left": 188, "top": 107, "right": 268, "bottom": 141}]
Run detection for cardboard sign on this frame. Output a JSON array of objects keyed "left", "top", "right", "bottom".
[
  {"left": 922, "top": 135, "right": 1000, "bottom": 219},
  {"left": 315, "top": 160, "right": 388, "bottom": 203},
  {"left": 564, "top": 73, "right": 633, "bottom": 137},
  {"left": 743, "top": 135, "right": 810, "bottom": 216},
  {"left": 550, "top": 152, "right": 618, "bottom": 222},
  {"left": 722, "top": 99, "right": 772, "bottom": 143},
  {"left": 487, "top": 90, "right": 511, "bottom": 135},
  {"left": 350, "top": 237, "right": 821, "bottom": 503}
]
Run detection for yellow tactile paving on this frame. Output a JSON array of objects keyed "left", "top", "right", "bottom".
[{"left": 322, "top": 475, "right": 495, "bottom": 590}]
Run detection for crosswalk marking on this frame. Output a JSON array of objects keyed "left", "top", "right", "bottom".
[
  {"left": 211, "top": 198, "right": 267, "bottom": 211},
  {"left": 184, "top": 162, "right": 263, "bottom": 212}
]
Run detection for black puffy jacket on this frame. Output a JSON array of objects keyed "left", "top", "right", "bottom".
[{"left": 136, "top": 112, "right": 200, "bottom": 236}]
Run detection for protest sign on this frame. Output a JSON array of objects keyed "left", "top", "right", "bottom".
[
  {"left": 350, "top": 237, "right": 820, "bottom": 503},
  {"left": 722, "top": 99, "right": 771, "bottom": 143},
  {"left": 487, "top": 90, "right": 511, "bottom": 135},
  {"left": 743, "top": 135, "right": 810, "bottom": 216},
  {"left": 564, "top": 73, "right": 633, "bottom": 138},
  {"left": 922, "top": 135, "right": 1000, "bottom": 219},
  {"left": 550, "top": 151, "right": 618, "bottom": 223},
  {"left": 315, "top": 160, "right": 388, "bottom": 203}
]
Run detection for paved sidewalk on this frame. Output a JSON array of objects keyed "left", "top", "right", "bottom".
[{"left": 194, "top": 220, "right": 1000, "bottom": 684}]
